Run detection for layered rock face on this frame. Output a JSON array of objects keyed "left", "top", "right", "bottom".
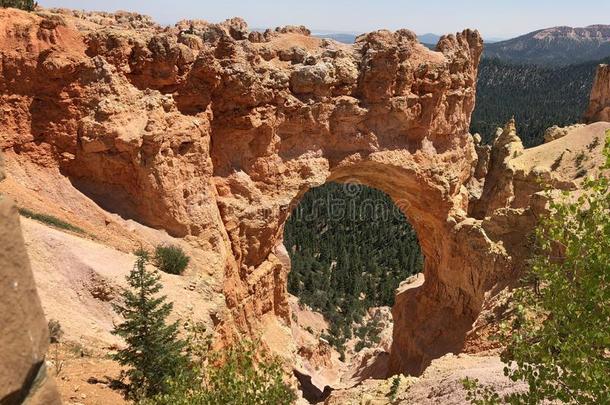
[
  {"left": 584, "top": 64, "right": 610, "bottom": 122},
  {"left": 3, "top": 7, "right": 598, "bottom": 380}
]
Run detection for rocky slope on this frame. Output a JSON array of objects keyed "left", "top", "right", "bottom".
[
  {"left": 484, "top": 25, "right": 610, "bottom": 65},
  {"left": 1, "top": 7, "right": 610, "bottom": 404}
]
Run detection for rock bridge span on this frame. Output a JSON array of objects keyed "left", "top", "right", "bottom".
[{"left": 0, "top": 7, "right": 543, "bottom": 378}]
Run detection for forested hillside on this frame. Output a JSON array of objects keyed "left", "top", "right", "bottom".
[
  {"left": 471, "top": 57, "right": 606, "bottom": 146},
  {"left": 284, "top": 183, "right": 423, "bottom": 356}
]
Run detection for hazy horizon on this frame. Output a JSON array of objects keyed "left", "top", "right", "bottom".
[{"left": 37, "top": 0, "right": 610, "bottom": 39}]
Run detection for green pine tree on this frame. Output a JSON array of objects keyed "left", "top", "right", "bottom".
[
  {"left": 112, "top": 249, "right": 187, "bottom": 399},
  {"left": 285, "top": 182, "right": 424, "bottom": 352}
]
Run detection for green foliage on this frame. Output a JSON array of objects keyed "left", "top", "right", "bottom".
[
  {"left": 112, "top": 249, "right": 187, "bottom": 399},
  {"left": 0, "top": 0, "right": 37, "bottom": 11},
  {"left": 354, "top": 313, "right": 383, "bottom": 352},
  {"left": 462, "top": 378, "right": 501, "bottom": 405},
  {"left": 140, "top": 324, "right": 296, "bottom": 405},
  {"left": 465, "top": 134, "right": 610, "bottom": 404},
  {"left": 284, "top": 182, "right": 423, "bottom": 353},
  {"left": 471, "top": 57, "right": 609, "bottom": 147},
  {"left": 153, "top": 245, "right": 190, "bottom": 275},
  {"left": 18, "top": 207, "right": 85, "bottom": 234},
  {"left": 388, "top": 375, "right": 401, "bottom": 401}
]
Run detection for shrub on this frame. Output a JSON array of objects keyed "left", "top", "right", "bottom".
[
  {"left": 587, "top": 136, "right": 600, "bottom": 151},
  {"left": 48, "top": 319, "right": 63, "bottom": 344},
  {"left": 388, "top": 375, "right": 401, "bottom": 401},
  {"left": 574, "top": 150, "right": 587, "bottom": 167},
  {"left": 0, "top": 0, "right": 37, "bottom": 11},
  {"left": 18, "top": 208, "right": 85, "bottom": 234},
  {"left": 575, "top": 167, "right": 588, "bottom": 178},
  {"left": 153, "top": 245, "right": 190, "bottom": 275},
  {"left": 551, "top": 151, "right": 564, "bottom": 170},
  {"left": 141, "top": 330, "right": 296, "bottom": 405}
]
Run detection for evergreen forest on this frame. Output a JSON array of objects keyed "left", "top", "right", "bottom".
[
  {"left": 284, "top": 183, "right": 423, "bottom": 355},
  {"left": 471, "top": 56, "right": 609, "bottom": 146}
]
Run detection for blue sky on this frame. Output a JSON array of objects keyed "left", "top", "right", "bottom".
[{"left": 39, "top": 0, "right": 610, "bottom": 39}]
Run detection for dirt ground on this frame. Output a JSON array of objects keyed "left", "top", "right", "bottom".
[
  {"left": 18, "top": 216, "right": 224, "bottom": 404},
  {"left": 326, "top": 351, "right": 525, "bottom": 404},
  {"left": 48, "top": 343, "right": 129, "bottom": 405},
  {"left": 21, "top": 213, "right": 520, "bottom": 405}
]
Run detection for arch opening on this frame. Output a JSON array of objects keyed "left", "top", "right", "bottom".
[
  {"left": 281, "top": 177, "right": 429, "bottom": 398},
  {"left": 217, "top": 143, "right": 491, "bottom": 386}
]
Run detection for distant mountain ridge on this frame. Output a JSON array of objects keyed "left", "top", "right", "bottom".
[
  {"left": 417, "top": 33, "right": 441, "bottom": 45},
  {"left": 311, "top": 25, "right": 610, "bottom": 67},
  {"left": 311, "top": 32, "right": 358, "bottom": 44},
  {"left": 484, "top": 24, "right": 610, "bottom": 65}
]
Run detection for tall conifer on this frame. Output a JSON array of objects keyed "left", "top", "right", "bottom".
[{"left": 112, "top": 249, "right": 186, "bottom": 398}]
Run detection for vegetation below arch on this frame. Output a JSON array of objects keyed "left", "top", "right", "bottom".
[{"left": 284, "top": 182, "right": 423, "bottom": 356}]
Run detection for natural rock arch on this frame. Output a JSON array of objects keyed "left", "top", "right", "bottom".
[
  {"left": 198, "top": 26, "right": 501, "bottom": 374},
  {"left": 0, "top": 8, "right": 539, "bottom": 378},
  {"left": 220, "top": 135, "right": 508, "bottom": 376}
]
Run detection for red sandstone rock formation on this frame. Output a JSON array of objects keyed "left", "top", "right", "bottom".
[
  {"left": 1, "top": 7, "right": 607, "bottom": 382},
  {"left": 584, "top": 64, "right": 610, "bottom": 123}
]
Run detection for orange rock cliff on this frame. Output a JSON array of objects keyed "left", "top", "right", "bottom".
[
  {"left": 1, "top": 8, "right": 609, "bottom": 403},
  {"left": 585, "top": 64, "right": 610, "bottom": 123}
]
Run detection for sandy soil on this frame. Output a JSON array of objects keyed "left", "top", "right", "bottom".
[
  {"left": 17, "top": 190, "right": 521, "bottom": 405},
  {"left": 514, "top": 122, "right": 610, "bottom": 180},
  {"left": 22, "top": 216, "right": 222, "bottom": 349},
  {"left": 326, "top": 351, "right": 525, "bottom": 404},
  {"left": 48, "top": 343, "right": 128, "bottom": 405},
  {"left": 17, "top": 215, "right": 225, "bottom": 404}
]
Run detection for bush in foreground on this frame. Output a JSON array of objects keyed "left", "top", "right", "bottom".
[
  {"left": 141, "top": 325, "right": 296, "bottom": 405},
  {"left": 153, "top": 245, "right": 190, "bottom": 275},
  {"left": 464, "top": 134, "right": 610, "bottom": 403},
  {"left": 47, "top": 319, "right": 63, "bottom": 344},
  {"left": 113, "top": 252, "right": 294, "bottom": 404}
]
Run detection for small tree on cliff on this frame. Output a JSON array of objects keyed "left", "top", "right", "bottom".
[
  {"left": 1, "top": 0, "right": 37, "bottom": 11},
  {"left": 464, "top": 133, "right": 610, "bottom": 404},
  {"left": 112, "top": 249, "right": 186, "bottom": 399}
]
